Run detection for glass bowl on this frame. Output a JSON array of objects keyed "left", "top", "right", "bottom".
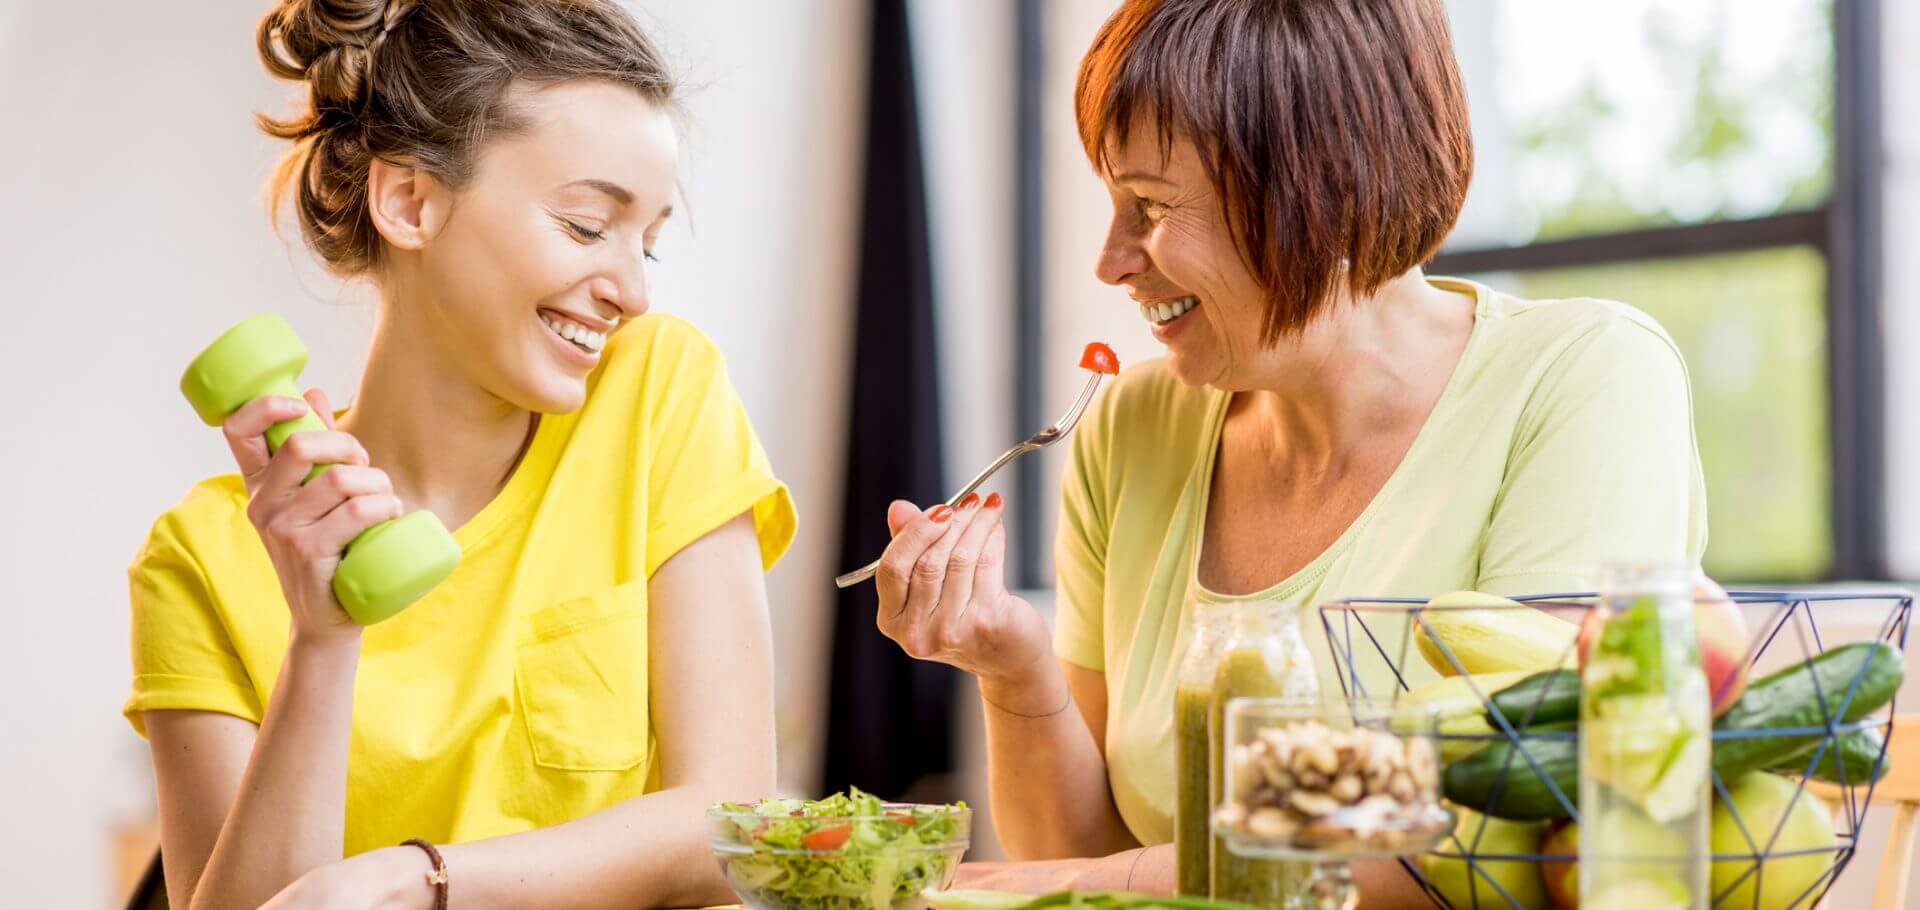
[
  {"left": 1212, "top": 695, "right": 1455, "bottom": 861},
  {"left": 708, "top": 800, "right": 971, "bottom": 910}
]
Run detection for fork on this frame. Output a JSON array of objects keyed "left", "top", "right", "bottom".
[{"left": 833, "top": 371, "right": 1109, "bottom": 589}]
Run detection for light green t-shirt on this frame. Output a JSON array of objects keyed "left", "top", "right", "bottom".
[{"left": 1051, "top": 278, "right": 1709, "bottom": 844}]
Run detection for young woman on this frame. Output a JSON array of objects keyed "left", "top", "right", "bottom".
[{"left": 124, "top": 2, "right": 794, "bottom": 907}]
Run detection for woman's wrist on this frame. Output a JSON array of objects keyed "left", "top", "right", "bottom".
[
  {"left": 978, "top": 657, "right": 1070, "bottom": 718},
  {"left": 363, "top": 845, "right": 441, "bottom": 910},
  {"left": 287, "top": 622, "right": 363, "bottom": 660},
  {"left": 281, "top": 627, "right": 364, "bottom": 691}
]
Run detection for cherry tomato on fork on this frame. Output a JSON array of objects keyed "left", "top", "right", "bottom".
[{"left": 1079, "top": 341, "right": 1119, "bottom": 374}]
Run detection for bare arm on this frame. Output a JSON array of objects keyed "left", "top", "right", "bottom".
[
  {"left": 150, "top": 640, "right": 362, "bottom": 910},
  {"left": 145, "top": 390, "right": 405, "bottom": 910},
  {"left": 952, "top": 849, "right": 1428, "bottom": 907},
  {"left": 980, "top": 659, "right": 1138, "bottom": 858},
  {"left": 869, "top": 496, "right": 1136, "bottom": 860}
]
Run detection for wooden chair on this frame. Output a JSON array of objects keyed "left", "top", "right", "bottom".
[{"left": 1809, "top": 715, "right": 1918, "bottom": 910}]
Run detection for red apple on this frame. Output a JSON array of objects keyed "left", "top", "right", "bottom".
[
  {"left": 1576, "top": 607, "right": 1606, "bottom": 669},
  {"left": 1693, "top": 575, "right": 1750, "bottom": 717},
  {"left": 1576, "top": 574, "right": 1750, "bottom": 717},
  {"left": 1539, "top": 819, "right": 1579, "bottom": 910}
]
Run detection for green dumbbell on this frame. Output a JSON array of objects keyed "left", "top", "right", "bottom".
[{"left": 180, "top": 313, "right": 462, "bottom": 625}]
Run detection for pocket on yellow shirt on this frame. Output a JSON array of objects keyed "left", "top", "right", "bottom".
[{"left": 514, "top": 583, "right": 651, "bottom": 772}]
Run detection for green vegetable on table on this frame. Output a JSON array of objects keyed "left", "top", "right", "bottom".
[
  {"left": 1485, "top": 668, "right": 1581, "bottom": 729},
  {"left": 1442, "top": 721, "right": 1580, "bottom": 821},
  {"left": 1445, "top": 641, "right": 1903, "bottom": 821},
  {"left": 925, "top": 890, "right": 1258, "bottom": 910},
  {"left": 1710, "top": 641, "right": 1902, "bottom": 781},
  {"left": 1764, "top": 725, "right": 1889, "bottom": 784},
  {"left": 713, "top": 788, "right": 968, "bottom": 910}
]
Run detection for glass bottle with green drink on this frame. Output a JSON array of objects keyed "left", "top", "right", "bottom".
[
  {"left": 1579, "top": 562, "right": 1712, "bottom": 910},
  {"left": 1209, "top": 599, "right": 1319, "bottom": 906},
  {"left": 1174, "top": 600, "right": 1235, "bottom": 896}
]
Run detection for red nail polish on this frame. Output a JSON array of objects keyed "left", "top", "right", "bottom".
[
  {"left": 929, "top": 505, "right": 954, "bottom": 522},
  {"left": 960, "top": 492, "right": 982, "bottom": 509},
  {"left": 985, "top": 492, "right": 1003, "bottom": 509}
]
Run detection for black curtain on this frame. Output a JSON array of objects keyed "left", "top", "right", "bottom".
[{"left": 821, "top": 0, "right": 958, "bottom": 799}]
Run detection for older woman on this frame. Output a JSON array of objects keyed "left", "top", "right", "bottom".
[{"left": 869, "top": 0, "right": 1706, "bottom": 903}]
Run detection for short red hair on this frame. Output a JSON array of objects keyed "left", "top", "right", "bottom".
[{"left": 1076, "top": 0, "right": 1475, "bottom": 341}]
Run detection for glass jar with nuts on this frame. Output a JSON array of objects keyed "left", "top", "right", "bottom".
[{"left": 1212, "top": 697, "right": 1454, "bottom": 909}]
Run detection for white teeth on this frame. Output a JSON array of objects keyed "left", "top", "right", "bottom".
[
  {"left": 1141, "top": 296, "right": 1198, "bottom": 326},
  {"left": 540, "top": 313, "right": 609, "bottom": 354}
]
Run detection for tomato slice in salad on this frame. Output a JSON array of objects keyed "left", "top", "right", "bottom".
[
  {"left": 1079, "top": 341, "right": 1119, "bottom": 375},
  {"left": 800, "top": 824, "right": 853, "bottom": 850}
]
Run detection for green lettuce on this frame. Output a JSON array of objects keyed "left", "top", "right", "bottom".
[{"left": 715, "top": 788, "right": 968, "bottom": 910}]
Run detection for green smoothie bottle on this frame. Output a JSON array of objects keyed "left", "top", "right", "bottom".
[
  {"left": 1175, "top": 600, "right": 1236, "bottom": 896},
  {"left": 1209, "top": 599, "right": 1320, "bottom": 907}
]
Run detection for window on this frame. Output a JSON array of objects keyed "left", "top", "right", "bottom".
[
  {"left": 1438, "top": 0, "right": 1880, "bottom": 581},
  {"left": 1465, "top": 248, "right": 1831, "bottom": 581}
]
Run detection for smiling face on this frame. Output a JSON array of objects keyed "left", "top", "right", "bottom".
[
  {"left": 1073, "top": 0, "right": 1476, "bottom": 393},
  {"left": 1094, "top": 129, "right": 1279, "bottom": 390},
  {"left": 398, "top": 79, "right": 679, "bottom": 414}
]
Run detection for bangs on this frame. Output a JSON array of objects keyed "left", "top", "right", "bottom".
[{"left": 1070, "top": 0, "right": 1474, "bottom": 343}]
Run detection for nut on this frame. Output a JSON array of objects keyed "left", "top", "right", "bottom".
[
  {"left": 1364, "top": 761, "right": 1394, "bottom": 794},
  {"left": 1304, "top": 741, "right": 1340, "bottom": 777},
  {"left": 1214, "top": 802, "right": 1248, "bottom": 828},
  {"left": 1289, "top": 745, "right": 1317, "bottom": 779},
  {"left": 1356, "top": 795, "right": 1401, "bottom": 816},
  {"left": 1248, "top": 807, "right": 1295, "bottom": 839},
  {"left": 1408, "top": 740, "right": 1438, "bottom": 792},
  {"left": 1216, "top": 722, "right": 1447, "bottom": 855},
  {"left": 1387, "top": 770, "right": 1416, "bottom": 803},
  {"left": 1289, "top": 790, "right": 1340, "bottom": 817},
  {"left": 1233, "top": 766, "right": 1260, "bottom": 803}
]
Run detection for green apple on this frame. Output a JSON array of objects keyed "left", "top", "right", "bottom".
[
  {"left": 1582, "top": 878, "right": 1691, "bottom": 910},
  {"left": 1578, "top": 803, "right": 1697, "bottom": 907},
  {"left": 1710, "top": 773, "right": 1837, "bottom": 910},
  {"left": 1420, "top": 804, "right": 1551, "bottom": 910}
]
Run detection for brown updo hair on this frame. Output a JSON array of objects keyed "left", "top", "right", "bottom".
[{"left": 258, "top": 0, "right": 678, "bottom": 276}]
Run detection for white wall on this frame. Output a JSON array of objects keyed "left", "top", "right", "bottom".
[
  {"left": 0, "top": 1, "right": 865, "bottom": 904},
  {"left": 1883, "top": 0, "right": 1920, "bottom": 580}
]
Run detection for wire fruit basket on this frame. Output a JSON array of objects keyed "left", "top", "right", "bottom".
[{"left": 1315, "top": 591, "right": 1911, "bottom": 910}]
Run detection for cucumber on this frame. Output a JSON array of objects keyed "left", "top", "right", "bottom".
[
  {"left": 1711, "top": 642, "right": 1903, "bottom": 780},
  {"left": 1487, "top": 669, "right": 1580, "bottom": 728},
  {"left": 1763, "top": 725, "right": 1890, "bottom": 785},
  {"left": 1444, "top": 643, "right": 1902, "bottom": 819},
  {"left": 1440, "top": 721, "right": 1579, "bottom": 821}
]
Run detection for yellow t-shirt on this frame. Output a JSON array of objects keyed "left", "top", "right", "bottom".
[
  {"left": 123, "top": 314, "right": 796, "bottom": 856},
  {"left": 1052, "top": 278, "right": 1708, "bottom": 844}
]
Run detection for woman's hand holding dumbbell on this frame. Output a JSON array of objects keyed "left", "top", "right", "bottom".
[{"left": 222, "top": 388, "right": 405, "bottom": 643}]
